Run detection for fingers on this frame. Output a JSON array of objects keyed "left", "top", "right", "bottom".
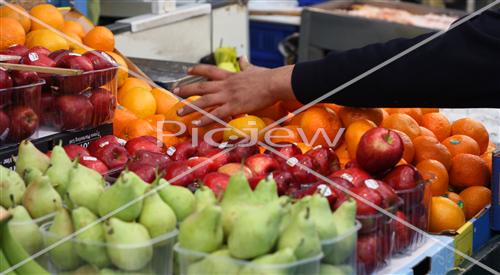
[
  {"left": 174, "top": 80, "right": 222, "bottom": 98},
  {"left": 196, "top": 105, "right": 231, "bottom": 127},
  {"left": 177, "top": 94, "right": 223, "bottom": 116},
  {"left": 188, "top": 64, "right": 234, "bottom": 80},
  {"left": 239, "top": 55, "right": 252, "bottom": 71}
]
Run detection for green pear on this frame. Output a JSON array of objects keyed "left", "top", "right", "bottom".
[
  {"left": 156, "top": 179, "right": 196, "bottom": 222},
  {"left": 0, "top": 165, "right": 25, "bottom": 208},
  {"left": 278, "top": 207, "right": 321, "bottom": 260},
  {"left": 7, "top": 206, "right": 43, "bottom": 255},
  {"left": 194, "top": 186, "right": 217, "bottom": 212},
  {"left": 220, "top": 171, "right": 254, "bottom": 208},
  {"left": 22, "top": 167, "right": 43, "bottom": 185},
  {"left": 104, "top": 218, "right": 153, "bottom": 271},
  {"left": 186, "top": 249, "right": 240, "bottom": 275},
  {"left": 280, "top": 196, "right": 311, "bottom": 233},
  {"left": 323, "top": 198, "right": 357, "bottom": 265},
  {"left": 45, "top": 145, "right": 73, "bottom": 195},
  {"left": 228, "top": 200, "right": 283, "bottom": 259},
  {"left": 72, "top": 265, "right": 100, "bottom": 275},
  {"left": 98, "top": 171, "right": 148, "bottom": 221},
  {"left": 22, "top": 175, "right": 62, "bottom": 218},
  {"left": 72, "top": 207, "right": 111, "bottom": 268},
  {"left": 67, "top": 163, "right": 105, "bottom": 215},
  {"left": 239, "top": 248, "right": 296, "bottom": 275},
  {"left": 15, "top": 140, "right": 50, "bottom": 177},
  {"left": 45, "top": 208, "right": 81, "bottom": 270},
  {"left": 319, "top": 264, "right": 353, "bottom": 275},
  {"left": 139, "top": 190, "right": 177, "bottom": 238},
  {"left": 309, "top": 194, "right": 337, "bottom": 240},
  {"left": 178, "top": 204, "right": 223, "bottom": 253},
  {"left": 253, "top": 176, "right": 278, "bottom": 204}
]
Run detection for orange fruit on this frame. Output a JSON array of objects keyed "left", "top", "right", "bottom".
[
  {"left": 121, "top": 118, "right": 156, "bottom": 140},
  {"left": 0, "top": 4, "right": 30, "bottom": 32},
  {"left": 261, "top": 117, "right": 275, "bottom": 127},
  {"left": 267, "top": 125, "right": 301, "bottom": 144},
  {"left": 119, "top": 87, "right": 157, "bottom": 119},
  {"left": 251, "top": 101, "right": 287, "bottom": 121},
  {"left": 26, "top": 29, "right": 69, "bottom": 51},
  {"left": 0, "top": 17, "right": 25, "bottom": 49},
  {"left": 294, "top": 106, "right": 343, "bottom": 147},
  {"left": 449, "top": 153, "right": 490, "bottom": 189},
  {"left": 381, "top": 108, "right": 389, "bottom": 121},
  {"left": 113, "top": 105, "right": 138, "bottom": 138},
  {"left": 382, "top": 113, "right": 421, "bottom": 140},
  {"left": 459, "top": 186, "right": 492, "bottom": 220},
  {"left": 451, "top": 118, "right": 489, "bottom": 154},
  {"left": 420, "top": 112, "right": 451, "bottom": 141},
  {"left": 160, "top": 130, "right": 180, "bottom": 147},
  {"left": 386, "top": 108, "right": 423, "bottom": 124},
  {"left": 421, "top": 108, "right": 440, "bottom": 114},
  {"left": 334, "top": 141, "right": 351, "bottom": 167},
  {"left": 442, "top": 135, "right": 480, "bottom": 157},
  {"left": 151, "top": 88, "right": 178, "bottom": 115},
  {"left": 429, "top": 196, "right": 466, "bottom": 233},
  {"left": 282, "top": 100, "right": 304, "bottom": 112},
  {"left": 345, "top": 119, "right": 377, "bottom": 159},
  {"left": 106, "top": 51, "right": 128, "bottom": 88},
  {"left": 190, "top": 121, "right": 226, "bottom": 143},
  {"left": 163, "top": 96, "right": 202, "bottom": 137},
  {"left": 224, "top": 115, "right": 266, "bottom": 141},
  {"left": 30, "top": 4, "right": 64, "bottom": 30},
  {"left": 338, "top": 107, "right": 384, "bottom": 126},
  {"left": 416, "top": 159, "right": 449, "bottom": 196},
  {"left": 481, "top": 151, "right": 492, "bottom": 174},
  {"left": 295, "top": 142, "right": 313, "bottom": 154},
  {"left": 394, "top": 130, "right": 415, "bottom": 164},
  {"left": 83, "top": 26, "right": 115, "bottom": 52},
  {"left": 118, "top": 77, "right": 152, "bottom": 103},
  {"left": 63, "top": 31, "right": 82, "bottom": 51},
  {"left": 443, "top": 192, "right": 463, "bottom": 206},
  {"left": 318, "top": 103, "right": 343, "bottom": 114},
  {"left": 413, "top": 136, "right": 452, "bottom": 170},
  {"left": 419, "top": 127, "right": 437, "bottom": 139},
  {"left": 145, "top": 114, "right": 166, "bottom": 131},
  {"left": 62, "top": 20, "right": 86, "bottom": 38}
]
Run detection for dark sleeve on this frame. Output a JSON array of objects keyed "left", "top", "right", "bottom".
[{"left": 291, "top": 9, "right": 500, "bottom": 108}]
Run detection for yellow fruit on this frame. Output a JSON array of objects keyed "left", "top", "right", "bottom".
[
  {"left": 224, "top": 115, "right": 266, "bottom": 141},
  {"left": 25, "top": 29, "right": 69, "bottom": 51},
  {"left": 106, "top": 51, "right": 128, "bottom": 88},
  {"left": 429, "top": 196, "right": 465, "bottom": 233},
  {"left": 0, "top": 17, "right": 25, "bottom": 49},
  {"left": 62, "top": 20, "right": 86, "bottom": 38},
  {"left": 118, "top": 77, "right": 151, "bottom": 103},
  {"left": 151, "top": 88, "right": 179, "bottom": 115},
  {"left": 83, "top": 26, "right": 115, "bottom": 52},
  {"left": 119, "top": 87, "right": 157, "bottom": 119},
  {"left": 30, "top": 4, "right": 64, "bottom": 30},
  {"left": 63, "top": 31, "right": 83, "bottom": 51},
  {"left": 0, "top": 4, "right": 31, "bottom": 32}
]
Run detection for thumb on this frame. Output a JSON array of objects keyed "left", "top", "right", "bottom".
[{"left": 239, "top": 55, "right": 252, "bottom": 71}]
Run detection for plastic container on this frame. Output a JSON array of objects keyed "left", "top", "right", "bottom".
[
  {"left": 174, "top": 244, "right": 323, "bottom": 275},
  {"left": 356, "top": 199, "right": 402, "bottom": 275},
  {"left": 42, "top": 67, "right": 118, "bottom": 131},
  {"left": 320, "top": 220, "right": 361, "bottom": 274},
  {"left": 393, "top": 181, "right": 431, "bottom": 254},
  {"left": 0, "top": 80, "right": 45, "bottom": 145},
  {"left": 40, "top": 222, "right": 178, "bottom": 274},
  {"left": 250, "top": 21, "right": 299, "bottom": 68}
]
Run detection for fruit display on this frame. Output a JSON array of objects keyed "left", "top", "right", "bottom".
[{"left": 175, "top": 171, "right": 359, "bottom": 275}]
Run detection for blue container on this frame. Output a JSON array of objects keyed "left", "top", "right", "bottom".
[
  {"left": 250, "top": 21, "right": 299, "bottom": 68},
  {"left": 492, "top": 150, "right": 500, "bottom": 231},
  {"left": 48, "top": 0, "right": 88, "bottom": 17},
  {"left": 298, "top": 0, "right": 327, "bottom": 6}
]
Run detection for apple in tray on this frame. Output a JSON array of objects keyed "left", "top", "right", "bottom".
[
  {"left": 163, "top": 161, "right": 195, "bottom": 186},
  {"left": 53, "top": 95, "right": 93, "bottom": 130},
  {"left": 19, "top": 52, "right": 55, "bottom": 83},
  {"left": 10, "top": 70, "right": 42, "bottom": 112},
  {"left": 53, "top": 53, "right": 94, "bottom": 94},
  {"left": 202, "top": 172, "right": 230, "bottom": 198},
  {"left": 80, "top": 156, "right": 109, "bottom": 175},
  {"left": 0, "top": 110, "right": 9, "bottom": 142},
  {"left": 7, "top": 106, "right": 39, "bottom": 141},
  {"left": 125, "top": 136, "right": 163, "bottom": 156},
  {"left": 94, "top": 143, "right": 129, "bottom": 170},
  {"left": 82, "top": 50, "right": 118, "bottom": 88},
  {"left": 0, "top": 69, "right": 13, "bottom": 108},
  {"left": 63, "top": 144, "right": 90, "bottom": 160},
  {"left": 89, "top": 88, "right": 115, "bottom": 125}
]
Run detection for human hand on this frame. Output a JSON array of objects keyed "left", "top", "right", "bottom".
[{"left": 173, "top": 58, "right": 296, "bottom": 126}]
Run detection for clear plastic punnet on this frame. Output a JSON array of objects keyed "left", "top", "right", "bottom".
[{"left": 320, "top": 220, "right": 361, "bottom": 275}]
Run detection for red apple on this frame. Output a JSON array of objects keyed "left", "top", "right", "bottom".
[
  {"left": 39, "top": 92, "right": 56, "bottom": 125},
  {"left": 218, "top": 163, "right": 253, "bottom": 178},
  {"left": 10, "top": 70, "right": 41, "bottom": 86},
  {"left": 19, "top": 52, "right": 55, "bottom": 82},
  {"left": 186, "top": 157, "right": 217, "bottom": 179},
  {"left": 9, "top": 70, "right": 42, "bottom": 110},
  {"left": 383, "top": 164, "right": 421, "bottom": 191},
  {"left": 89, "top": 87, "right": 115, "bottom": 124},
  {"left": 26, "top": 46, "right": 51, "bottom": 57},
  {"left": 394, "top": 210, "right": 411, "bottom": 253},
  {"left": 54, "top": 95, "right": 93, "bottom": 130},
  {"left": 306, "top": 146, "right": 340, "bottom": 175},
  {"left": 7, "top": 106, "right": 38, "bottom": 141},
  {"left": 229, "top": 143, "right": 260, "bottom": 163},
  {"left": 248, "top": 175, "right": 266, "bottom": 190},
  {"left": 54, "top": 54, "right": 94, "bottom": 94},
  {"left": 168, "top": 141, "right": 197, "bottom": 161},
  {"left": 88, "top": 135, "right": 120, "bottom": 156},
  {"left": 7, "top": 44, "right": 29, "bottom": 56},
  {"left": 132, "top": 150, "right": 170, "bottom": 171},
  {"left": 357, "top": 234, "right": 378, "bottom": 275},
  {"left": 351, "top": 186, "right": 383, "bottom": 215},
  {"left": 48, "top": 49, "right": 71, "bottom": 63},
  {"left": 125, "top": 136, "right": 163, "bottom": 156},
  {"left": 271, "top": 170, "right": 295, "bottom": 195},
  {"left": 0, "top": 68, "right": 13, "bottom": 89},
  {"left": 128, "top": 162, "right": 156, "bottom": 183},
  {"left": 79, "top": 156, "right": 109, "bottom": 175},
  {"left": 327, "top": 176, "right": 354, "bottom": 210},
  {"left": 245, "top": 154, "right": 280, "bottom": 177},
  {"left": 283, "top": 154, "right": 319, "bottom": 183},
  {"left": 63, "top": 144, "right": 90, "bottom": 160},
  {"left": 264, "top": 142, "right": 302, "bottom": 165},
  {"left": 345, "top": 160, "right": 360, "bottom": 169},
  {"left": 363, "top": 179, "right": 399, "bottom": 208},
  {"left": 303, "top": 182, "right": 338, "bottom": 209},
  {"left": 0, "top": 49, "right": 20, "bottom": 64},
  {"left": 196, "top": 141, "right": 216, "bottom": 156},
  {"left": 94, "top": 143, "right": 129, "bottom": 169},
  {"left": 356, "top": 127, "right": 403, "bottom": 173},
  {"left": 201, "top": 147, "right": 231, "bottom": 168},
  {"left": 163, "top": 161, "right": 195, "bottom": 186},
  {"left": 202, "top": 172, "right": 230, "bottom": 198},
  {"left": 329, "top": 167, "right": 371, "bottom": 188},
  {"left": 82, "top": 50, "right": 118, "bottom": 87},
  {"left": 0, "top": 110, "right": 9, "bottom": 139}
]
